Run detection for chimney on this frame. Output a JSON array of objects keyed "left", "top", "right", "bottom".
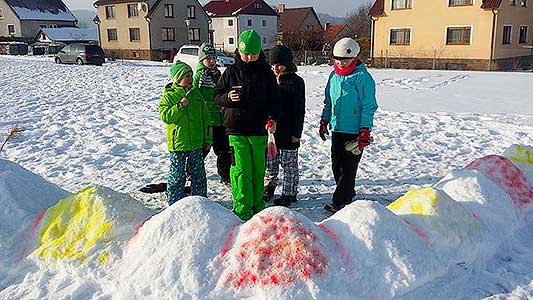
[
  {"left": 278, "top": 4, "right": 285, "bottom": 13},
  {"left": 324, "top": 22, "right": 331, "bottom": 31}
]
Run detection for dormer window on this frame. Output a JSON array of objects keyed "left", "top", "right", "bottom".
[{"left": 254, "top": 3, "right": 264, "bottom": 9}]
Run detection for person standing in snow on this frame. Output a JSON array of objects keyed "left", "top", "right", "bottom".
[
  {"left": 319, "top": 38, "right": 378, "bottom": 213},
  {"left": 159, "top": 61, "right": 212, "bottom": 206},
  {"left": 264, "top": 45, "right": 306, "bottom": 207},
  {"left": 193, "top": 43, "right": 231, "bottom": 186},
  {"left": 214, "top": 29, "right": 280, "bottom": 221}
]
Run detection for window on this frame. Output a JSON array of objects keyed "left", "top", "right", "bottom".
[
  {"left": 228, "top": 19, "right": 234, "bottom": 26},
  {"left": 262, "top": 37, "right": 267, "bottom": 44},
  {"left": 161, "top": 27, "right": 175, "bottom": 41},
  {"left": 389, "top": 28, "right": 411, "bottom": 45},
  {"left": 520, "top": 0, "right": 527, "bottom": 6},
  {"left": 254, "top": 3, "right": 264, "bottom": 9},
  {"left": 519, "top": 25, "right": 528, "bottom": 44},
  {"left": 449, "top": 0, "right": 473, "bottom": 6},
  {"left": 133, "top": 51, "right": 139, "bottom": 58},
  {"left": 392, "top": 0, "right": 412, "bottom": 9},
  {"left": 164, "top": 4, "right": 174, "bottom": 18},
  {"left": 39, "top": 24, "right": 47, "bottom": 28},
  {"left": 129, "top": 28, "right": 141, "bottom": 42},
  {"left": 128, "top": 4, "right": 139, "bottom": 18},
  {"left": 510, "top": 0, "right": 516, "bottom": 5},
  {"left": 105, "top": 6, "right": 116, "bottom": 19},
  {"left": 247, "top": 19, "right": 252, "bottom": 26},
  {"left": 0, "top": 8, "right": 4, "bottom": 19},
  {"left": 107, "top": 28, "right": 118, "bottom": 41},
  {"left": 181, "top": 47, "right": 198, "bottom": 55},
  {"left": 188, "top": 28, "right": 200, "bottom": 41},
  {"left": 49, "top": 24, "right": 57, "bottom": 28},
  {"left": 262, "top": 19, "right": 267, "bottom": 27},
  {"left": 446, "top": 26, "right": 471, "bottom": 45},
  {"left": 229, "top": 37, "right": 235, "bottom": 45},
  {"left": 503, "top": 25, "right": 512, "bottom": 44},
  {"left": 7, "top": 24, "right": 15, "bottom": 35},
  {"left": 187, "top": 5, "right": 196, "bottom": 18}
]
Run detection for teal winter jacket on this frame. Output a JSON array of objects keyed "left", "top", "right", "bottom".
[{"left": 321, "top": 62, "right": 378, "bottom": 134}]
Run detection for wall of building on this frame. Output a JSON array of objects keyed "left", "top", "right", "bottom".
[
  {"left": 0, "top": 1, "right": 21, "bottom": 37},
  {"left": 96, "top": 2, "right": 150, "bottom": 54},
  {"left": 237, "top": 14, "right": 277, "bottom": 50},
  {"left": 300, "top": 12, "right": 322, "bottom": 33},
  {"left": 211, "top": 16, "right": 238, "bottom": 52},
  {"left": 373, "top": 0, "right": 494, "bottom": 61},
  {"left": 494, "top": 1, "right": 533, "bottom": 59}
]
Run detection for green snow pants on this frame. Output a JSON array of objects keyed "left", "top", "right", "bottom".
[{"left": 229, "top": 135, "right": 267, "bottom": 221}]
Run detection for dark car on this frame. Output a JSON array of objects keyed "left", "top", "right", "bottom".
[{"left": 55, "top": 44, "right": 105, "bottom": 66}]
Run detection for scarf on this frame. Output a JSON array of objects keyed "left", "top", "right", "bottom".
[{"left": 333, "top": 59, "right": 359, "bottom": 76}]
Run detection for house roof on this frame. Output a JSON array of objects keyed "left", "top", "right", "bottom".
[
  {"left": 278, "top": 7, "right": 323, "bottom": 33},
  {"left": 324, "top": 24, "right": 349, "bottom": 43},
  {"left": 203, "top": 0, "right": 277, "bottom": 17},
  {"left": 4, "top": 0, "right": 77, "bottom": 21},
  {"left": 480, "top": 0, "right": 502, "bottom": 8},
  {"left": 39, "top": 27, "right": 98, "bottom": 42},
  {"left": 369, "top": 0, "right": 384, "bottom": 17},
  {"left": 93, "top": 0, "right": 143, "bottom": 5}
]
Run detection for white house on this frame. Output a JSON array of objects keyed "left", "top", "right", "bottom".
[{"left": 203, "top": 0, "right": 278, "bottom": 52}]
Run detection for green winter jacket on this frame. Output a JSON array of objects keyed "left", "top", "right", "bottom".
[
  {"left": 193, "top": 62, "right": 224, "bottom": 127},
  {"left": 159, "top": 83, "right": 212, "bottom": 152}
]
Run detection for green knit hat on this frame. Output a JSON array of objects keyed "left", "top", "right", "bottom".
[
  {"left": 170, "top": 61, "right": 192, "bottom": 83},
  {"left": 238, "top": 30, "right": 262, "bottom": 55}
]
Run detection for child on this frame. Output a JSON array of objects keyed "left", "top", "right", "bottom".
[
  {"left": 159, "top": 61, "right": 212, "bottom": 206},
  {"left": 264, "top": 45, "right": 306, "bottom": 207},
  {"left": 193, "top": 43, "right": 231, "bottom": 185},
  {"left": 319, "top": 38, "right": 378, "bottom": 213},
  {"left": 214, "top": 30, "right": 280, "bottom": 221}
]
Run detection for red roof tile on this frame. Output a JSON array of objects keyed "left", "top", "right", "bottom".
[
  {"left": 480, "top": 0, "right": 502, "bottom": 8},
  {"left": 203, "top": 0, "right": 277, "bottom": 17},
  {"left": 324, "top": 24, "right": 348, "bottom": 42},
  {"left": 369, "top": 0, "right": 384, "bottom": 17}
]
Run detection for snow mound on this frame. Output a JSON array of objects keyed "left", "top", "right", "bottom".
[
  {"left": 29, "top": 185, "right": 154, "bottom": 269},
  {"left": 504, "top": 144, "right": 533, "bottom": 186}
]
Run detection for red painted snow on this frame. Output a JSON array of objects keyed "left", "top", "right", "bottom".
[
  {"left": 32, "top": 208, "right": 47, "bottom": 233},
  {"left": 466, "top": 155, "right": 533, "bottom": 209},
  {"left": 404, "top": 220, "right": 427, "bottom": 239},
  {"left": 222, "top": 214, "right": 328, "bottom": 288},
  {"left": 221, "top": 225, "right": 237, "bottom": 257},
  {"left": 130, "top": 216, "right": 152, "bottom": 241}
]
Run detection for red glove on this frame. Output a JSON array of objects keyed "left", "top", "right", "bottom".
[
  {"left": 319, "top": 120, "right": 329, "bottom": 141},
  {"left": 358, "top": 128, "right": 372, "bottom": 150}
]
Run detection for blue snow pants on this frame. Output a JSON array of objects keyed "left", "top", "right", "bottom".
[{"left": 167, "top": 149, "right": 207, "bottom": 206}]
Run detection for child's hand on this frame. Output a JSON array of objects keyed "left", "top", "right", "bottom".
[
  {"left": 266, "top": 120, "right": 276, "bottom": 134},
  {"left": 319, "top": 120, "right": 329, "bottom": 141},
  {"left": 179, "top": 98, "right": 189, "bottom": 107},
  {"left": 228, "top": 90, "right": 240, "bottom": 101}
]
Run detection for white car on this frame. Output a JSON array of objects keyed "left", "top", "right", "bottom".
[{"left": 173, "top": 45, "right": 235, "bottom": 69}]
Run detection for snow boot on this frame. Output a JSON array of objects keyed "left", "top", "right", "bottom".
[
  {"left": 273, "top": 195, "right": 296, "bottom": 207},
  {"left": 140, "top": 182, "right": 167, "bottom": 193},
  {"left": 324, "top": 203, "right": 344, "bottom": 213},
  {"left": 263, "top": 184, "right": 276, "bottom": 202}
]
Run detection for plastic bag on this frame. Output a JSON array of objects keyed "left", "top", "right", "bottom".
[{"left": 267, "top": 132, "right": 277, "bottom": 159}]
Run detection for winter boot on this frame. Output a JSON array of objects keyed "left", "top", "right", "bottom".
[
  {"left": 324, "top": 202, "right": 344, "bottom": 213},
  {"left": 263, "top": 185, "right": 276, "bottom": 202},
  {"left": 273, "top": 195, "right": 296, "bottom": 207}
]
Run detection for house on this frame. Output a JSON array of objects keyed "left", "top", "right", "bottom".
[
  {"left": 277, "top": 5, "right": 324, "bottom": 40},
  {"left": 94, "top": 0, "right": 210, "bottom": 61},
  {"left": 36, "top": 27, "right": 98, "bottom": 44},
  {"left": 369, "top": 0, "right": 533, "bottom": 71},
  {"left": 323, "top": 23, "right": 354, "bottom": 51},
  {"left": 0, "top": 0, "right": 78, "bottom": 39},
  {"left": 203, "top": 0, "right": 278, "bottom": 52}
]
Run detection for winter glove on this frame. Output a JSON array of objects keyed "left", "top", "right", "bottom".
[
  {"left": 358, "top": 128, "right": 372, "bottom": 150},
  {"left": 319, "top": 120, "right": 329, "bottom": 141}
]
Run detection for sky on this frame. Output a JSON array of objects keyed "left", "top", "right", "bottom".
[{"left": 63, "top": 0, "right": 368, "bottom": 17}]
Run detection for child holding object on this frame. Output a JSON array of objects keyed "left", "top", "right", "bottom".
[
  {"left": 319, "top": 38, "right": 378, "bottom": 213},
  {"left": 159, "top": 61, "right": 212, "bottom": 206},
  {"left": 264, "top": 45, "right": 306, "bottom": 207},
  {"left": 214, "top": 29, "right": 280, "bottom": 220}
]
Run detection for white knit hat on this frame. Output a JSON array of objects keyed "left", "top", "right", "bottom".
[{"left": 333, "top": 37, "right": 360, "bottom": 59}]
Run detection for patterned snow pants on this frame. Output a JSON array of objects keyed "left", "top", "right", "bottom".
[
  {"left": 167, "top": 149, "right": 207, "bottom": 206},
  {"left": 265, "top": 149, "right": 299, "bottom": 197}
]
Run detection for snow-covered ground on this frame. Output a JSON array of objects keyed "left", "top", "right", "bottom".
[{"left": 1, "top": 56, "right": 533, "bottom": 299}]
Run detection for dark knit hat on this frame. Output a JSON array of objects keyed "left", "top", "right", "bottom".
[
  {"left": 269, "top": 45, "right": 293, "bottom": 67},
  {"left": 199, "top": 42, "right": 217, "bottom": 62}
]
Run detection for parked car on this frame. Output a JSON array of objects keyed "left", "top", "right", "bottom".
[
  {"left": 173, "top": 45, "right": 235, "bottom": 69},
  {"left": 55, "top": 44, "right": 105, "bottom": 66}
]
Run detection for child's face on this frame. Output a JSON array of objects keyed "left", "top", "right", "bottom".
[
  {"left": 202, "top": 55, "right": 217, "bottom": 69},
  {"left": 334, "top": 57, "right": 356, "bottom": 69},
  {"left": 179, "top": 73, "right": 193, "bottom": 88},
  {"left": 272, "top": 64, "right": 287, "bottom": 76},
  {"left": 240, "top": 53, "right": 260, "bottom": 63}
]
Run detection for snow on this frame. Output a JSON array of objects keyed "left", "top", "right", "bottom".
[
  {"left": 11, "top": 6, "right": 77, "bottom": 22},
  {"left": 40, "top": 28, "right": 98, "bottom": 42},
  {"left": 0, "top": 56, "right": 533, "bottom": 299}
]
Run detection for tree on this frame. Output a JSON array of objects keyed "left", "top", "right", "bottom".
[
  {"left": 280, "top": 31, "right": 324, "bottom": 52},
  {"left": 346, "top": 1, "right": 373, "bottom": 38}
]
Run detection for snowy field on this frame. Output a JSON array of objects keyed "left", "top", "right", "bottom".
[{"left": 1, "top": 56, "right": 533, "bottom": 299}]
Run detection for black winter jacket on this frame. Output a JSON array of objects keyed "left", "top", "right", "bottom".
[
  {"left": 214, "top": 51, "right": 280, "bottom": 136},
  {"left": 274, "top": 71, "right": 306, "bottom": 149}
]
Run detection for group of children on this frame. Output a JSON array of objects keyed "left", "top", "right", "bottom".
[{"left": 159, "top": 29, "right": 377, "bottom": 220}]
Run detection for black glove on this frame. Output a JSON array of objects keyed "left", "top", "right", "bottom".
[{"left": 319, "top": 120, "right": 329, "bottom": 141}]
